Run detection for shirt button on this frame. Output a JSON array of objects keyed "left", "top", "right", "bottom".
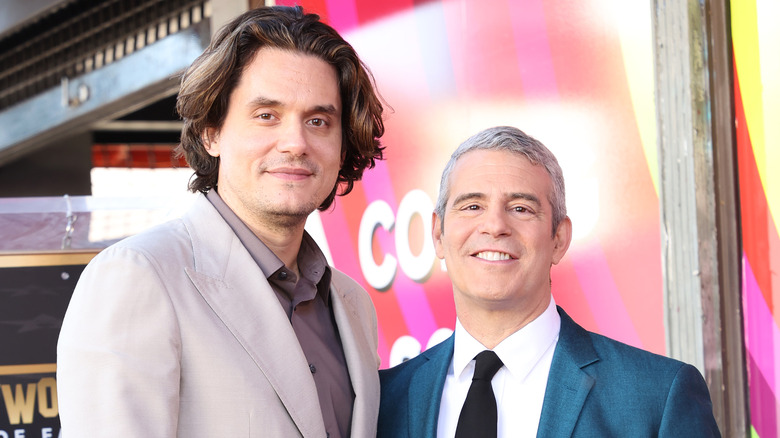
[
  {"left": 279, "top": 271, "right": 288, "bottom": 280},
  {"left": 309, "top": 363, "right": 316, "bottom": 374}
]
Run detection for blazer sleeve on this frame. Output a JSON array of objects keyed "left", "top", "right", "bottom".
[
  {"left": 658, "top": 363, "right": 721, "bottom": 437},
  {"left": 57, "top": 245, "right": 182, "bottom": 437}
]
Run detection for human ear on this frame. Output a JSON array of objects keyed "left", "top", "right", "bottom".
[
  {"left": 432, "top": 212, "right": 445, "bottom": 259},
  {"left": 203, "top": 127, "right": 220, "bottom": 157},
  {"left": 551, "top": 217, "right": 572, "bottom": 265}
]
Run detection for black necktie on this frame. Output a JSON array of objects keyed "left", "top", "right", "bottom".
[{"left": 454, "top": 350, "right": 504, "bottom": 438}]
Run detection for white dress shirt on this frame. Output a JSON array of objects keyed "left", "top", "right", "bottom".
[{"left": 437, "top": 298, "right": 561, "bottom": 438}]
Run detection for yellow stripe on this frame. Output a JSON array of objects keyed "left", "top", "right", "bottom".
[
  {"left": 0, "top": 364, "right": 57, "bottom": 376},
  {"left": 733, "top": 0, "right": 780, "bottom": 237},
  {"left": 732, "top": 1, "right": 766, "bottom": 186},
  {"left": 613, "top": 1, "right": 658, "bottom": 197},
  {"left": 0, "top": 251, "right": 99, "bottom": 268}
]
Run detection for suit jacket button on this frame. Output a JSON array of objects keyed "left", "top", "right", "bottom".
[{"left": 309, "top": 363, "right": 316, "bottom": 373}]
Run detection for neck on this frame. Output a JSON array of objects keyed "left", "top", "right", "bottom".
[
  {"left": 249, "top": 219, "right": 306, "bottom": 272},
  {"left": 213, "top": 189, "right": 308, "bottom": 271},
  {"left": 456, "top": 294, "right": 551, "bottom": 349}
]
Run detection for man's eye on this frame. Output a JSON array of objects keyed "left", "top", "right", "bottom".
[
  {"left": 309, "top": 118, "right": 325, "bottom": 127},
  {"left": 514, "top": 206, "right": 528, "bottom": 213},
  {"left": 258, "top": 113, "right": 273, "bottom": 120},
  {"left": 465, "top": 205, "right": 480, "bottom": 210}
]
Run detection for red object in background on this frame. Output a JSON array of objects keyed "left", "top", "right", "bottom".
[{"left": 92, "top": 144, "right": 187, "bottom": 168}]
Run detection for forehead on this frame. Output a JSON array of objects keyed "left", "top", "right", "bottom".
[
  {"left": 448, "top": 149, "right": 552, "bottom": 202},
  {"left": 235, "top": 47, "right": 340, "bottom": 101}
]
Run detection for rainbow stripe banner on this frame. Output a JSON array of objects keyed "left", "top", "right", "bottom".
[{"left": 733, "top": 0, "right": 780, "bottom": 436}]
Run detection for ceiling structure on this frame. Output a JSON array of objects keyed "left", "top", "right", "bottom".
[{"left": 0, "top": 0, "right": 212, "bottom": 168}]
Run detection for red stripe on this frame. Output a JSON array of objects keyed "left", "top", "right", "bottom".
[
  {"left": 734, "top": 57, "right": 775, "bottom": 311},
  {"left": 355, "top": 0, "right": 414, "bottom": 26}
]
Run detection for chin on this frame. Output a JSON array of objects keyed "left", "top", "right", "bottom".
[{"left": 268, "top": 201, "right": 319, "bottom": 218}]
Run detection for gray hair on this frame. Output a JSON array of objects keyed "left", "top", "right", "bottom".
[{"left": 434, "top": 126, "right": 567, "bottom": 236}]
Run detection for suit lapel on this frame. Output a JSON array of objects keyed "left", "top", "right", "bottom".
[
  {"left": 408, "top": 335, "right": 453, "bottom": 438},
  {"left": 182, "top": 194, "right": 325, "bottom": 437},
  {"left": 537, "top": 307, "right": 598, "bottom": 437},
  {"left": 330, "top": 274, "right": 380, "bottom": 438}
]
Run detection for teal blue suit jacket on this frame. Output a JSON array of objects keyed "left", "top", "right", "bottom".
[{"left": 378, "top": 307, "right": 720, "bottom": 437}]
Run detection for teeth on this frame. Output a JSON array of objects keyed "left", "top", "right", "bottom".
[{"left": 475, "top": 251, "right": 512, "bottom": 261}]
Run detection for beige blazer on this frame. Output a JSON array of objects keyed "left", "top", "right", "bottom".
[{"left": 57, "top": 193, "right": 380, "bottom": 437}]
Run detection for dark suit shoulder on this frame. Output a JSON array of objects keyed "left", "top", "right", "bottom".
[
  {"left": 585, "top": 332, "right": 719, "bottom": 436},
  {"left": 553, "top": 307, "right": 719, "bottom": 436},
  {"left": 379, "top": 337, "right": 449, "bottom": 386},
  {"left": 587, "top": 330, "right": 686, "bottom": 375},
  {"left": 557, "top": 306, "right": 687, "bottom": 381},
  {"left": 378, "top": 350, "right": 428, "bottom": 438},
  {"left": 378, "top": 336, "right": 453, "bottom": 438}
]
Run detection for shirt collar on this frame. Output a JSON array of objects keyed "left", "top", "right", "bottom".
[
  {"left": 452, "top": 297, "right": 561, "bottom": 381},
  {"left": 206, "top": 189, "right": 331, "bottom": 303}
]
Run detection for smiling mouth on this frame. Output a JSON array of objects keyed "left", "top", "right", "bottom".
[{"left": 474, "top": 251, "right": 514, "bottom": 261}]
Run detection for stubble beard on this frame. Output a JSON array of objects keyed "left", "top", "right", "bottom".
[
  {"left": 259, "top": 204, "right": 314, "bottom": 231},
  {"left": 251, "top": 187, "right": 321, "bottom": 233}
]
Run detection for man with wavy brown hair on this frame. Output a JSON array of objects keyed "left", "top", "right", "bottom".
[{"left": 57, "top": 6, "right": 385, "bottom": 437}]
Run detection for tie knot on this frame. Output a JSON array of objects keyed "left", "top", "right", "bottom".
[{"left": 472, "top": 350, "right": 503, "bottom": 381}]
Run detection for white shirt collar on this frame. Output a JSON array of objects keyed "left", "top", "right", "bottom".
[{"left": 451, "top": 296, "right": 561, "bottom": 381}]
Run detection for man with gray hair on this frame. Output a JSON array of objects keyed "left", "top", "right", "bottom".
[{"left": 377, "top": 126, "right": 720, "bottom": 437}]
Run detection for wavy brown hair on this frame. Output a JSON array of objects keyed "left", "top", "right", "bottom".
[{"left": 175, "top": 5, "right": 384, "bottom": 210}]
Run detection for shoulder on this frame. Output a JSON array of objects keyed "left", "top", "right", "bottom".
[
  {"left": 379, "top": 351, "right": 426, "bottom": 385},
  {"left": 590, "top": 330, "right": 682, "bottom": 366},
  {"left": 558, "top": 308, "right": 712, "bottom": 409},
  {"left": 380, "top": 336, "right": 452, "bottom": 387},
  {"left": 555, "top": 309, "right": 719, "bottom": 434},
  {"left": 586, "top": 333, "right": 712, "bottom": 414},
  {"left": 330, "top": 266, "right": 363, "bottom": 290},
  {"left": 585, "top": 330, "right": 690, "bottom": 383},
  {"left": 558, "top": 306, "right": 687, "bottom": 379},
  {"left": 329, "top": 266, "right": 373, "bottom": 308},
  {"left": 88, "top": 218, "right": 191, "bottom": 272},
  {"left": 378, "top": 337, "right": 452, "bottom": 436}
]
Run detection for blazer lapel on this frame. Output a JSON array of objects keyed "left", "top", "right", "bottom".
[
  {"left": 330, "top": 274, "right": 380, "bottom": 438},
  {"left": 536, "top": 307, "right": 598, "bottom": 437},
  {"left": 182, "top": 194, "right": 325, "bottom": 437},
  {"left": 408, "top": 335, "right": 453, "bottom": 438}
]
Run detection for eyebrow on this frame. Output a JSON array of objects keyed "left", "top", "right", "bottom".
[
  {"left": 248, "top": 96, "right": 339, "bottom": 115},
  {"left": 310, "top": 104, "right": 339, "bottom": 116},
  {"left": 510, "top": 192, "right": 541, "bottom": 206},
  {"left": 451, "top": 192, "right": 485, "bottom": 206},
  {"left": 248, "top": 96, "right": 281, "bottom": 108},
  {"left": 451, "top": 192, "right": 541, "bottom": 207}
]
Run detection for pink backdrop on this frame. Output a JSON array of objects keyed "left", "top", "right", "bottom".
[{"left": 281, "top": 0, "right": 665, "bottom": 368}]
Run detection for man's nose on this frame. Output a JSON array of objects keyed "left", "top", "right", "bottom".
[
  {"left": 478, "top": 207, "right": 512, "bottom": 237},
  {"left": 276, "top": 120, "right": 308, "bottom": 156}
]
